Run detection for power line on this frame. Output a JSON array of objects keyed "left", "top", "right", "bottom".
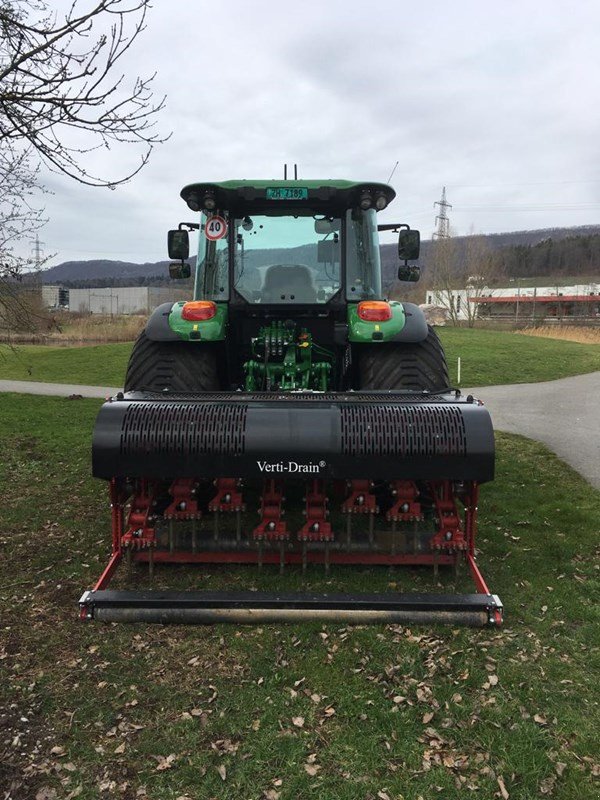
[
  {"left": 30, "top": 234, "right": 45, "bottom": 267},
  {"left": 386, "top": 160, "right": 399, "bottom": 184},
  {"left": 433, "top": 187, "right": 452, "bottom": 239}
]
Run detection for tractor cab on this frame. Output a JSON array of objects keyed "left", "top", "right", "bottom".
[
  {"left": 168, "top": 180, "right": 420, "bottom": 310},
  {"left": 165, "top": 180, "right": 424, "bottom": 390}
]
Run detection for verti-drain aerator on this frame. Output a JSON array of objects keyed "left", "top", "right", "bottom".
[{"left": 81, "top": 179, "right": 501, "bottom": 626}]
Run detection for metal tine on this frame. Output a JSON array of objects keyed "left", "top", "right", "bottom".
[
  {"left": 169, "top": 520, "right": 175, "bottom": 553},
  {"left": 324, "top": 541, "right": 330, "bottom": 576},
  {"left": 302, "top": 541, "right": 307, "bottom": 574},
  {"left": 279, "top": 541, "right": 285, "bottom": 575},
  {"left": 433, "top": 550, "right": 439, "bottom": 580},
  {"left": 236, "top": 510, "right": 242, "bottom": 544},
  {"left": 191, "top": 519, "right": 197, "bottom": 554},
  {"left": 413, "top": 519, "right": 418, "bottom": 554},
  {"left": 213, "top": 511, "right": 219, "bottom": 543},
  {"left": 453, "top": 552, "right": 460, "bottom": 581},
  {"left": 125, "top": 545, "right": 132, "bottom": 578},
  {"left": 368, "top": 513, "right": 374, "bottom": 547},
  {"left": 148, "top": 545, "right": 154, "bottom": 580},
  {"left": 257, "top": 540, "right": 263, "bottom": 570},
  {"left": 346, "top": 514, "right": 352, "bottom": 551}
]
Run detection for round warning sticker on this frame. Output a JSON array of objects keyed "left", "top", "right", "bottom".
[{"left": 204, "top": 215, "right": 228, "bottom": 241}]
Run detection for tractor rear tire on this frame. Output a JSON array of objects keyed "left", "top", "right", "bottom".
[
  {"left": 359, "top": 326, "right": 450, "bottom": 391},
  {"left": 124, "top": 331, "right": 220, "bottom": 392}
]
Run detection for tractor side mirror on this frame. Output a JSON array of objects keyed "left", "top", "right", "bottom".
[
  {"left": 317, "top": 239, "right": 339, "bottom": 263},
  {"left": 398, "top": 228, "right": 420, "bottom": 261},
  {"left": 168, "top": 229, "right": 189, "bottom": 261},
  {"left": 169, "top": 262, "right": 191, "bottom": 280},
  {"left": 397, "top": 264, "right": 421, "bottom": 282}
]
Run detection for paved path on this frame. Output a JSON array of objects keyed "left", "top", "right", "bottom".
[
  {"left": 464, "top": 371, "right": 600, "bottom": 490},
  {"left": 1, "top": 374, "right": 599, "bottom": 490},
  {"left": 0, "top": 379, "right": 121, "bottom": 399}
]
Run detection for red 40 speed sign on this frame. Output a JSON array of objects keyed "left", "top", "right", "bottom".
[{"left": 204, "top": 215, "right": 228, "bottom": 241}]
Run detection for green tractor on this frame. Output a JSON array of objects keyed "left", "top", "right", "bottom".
[{"left": 81, "top": 179, "right": 501, "bottom": 627}]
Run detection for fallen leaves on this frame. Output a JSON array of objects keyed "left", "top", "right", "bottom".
[
  {"left": 35, "top": 789, "right": 57, "bottom": 800},
  {"left": 292, "top": 716, "right": 305, "bottom": 728},
  {"left": 304, "top": 763, "right": 320, "bottom": 777},
  {"left": 304, "top": 752, "right": 321, "bottom": 776},
  {"left": 497, "top": 775, "right": 509, "bottom": 799},
  {"left": 153, "top": 753, "right": 177, "bottom": 771},
  {"left": 211, "top": 738, "right": 239, "bottom": 755},
  {"left": 216, "top": 764, "right": 227, "bottom": 781},
  {"left": 539, "top": 774, "right": 557, "bottom": 795}
]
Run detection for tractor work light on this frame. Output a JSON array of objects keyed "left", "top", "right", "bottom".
[
  {"left": 181, "top": 300, "right": 217, "bottom": 321},
  {"left": 357, "top": 300, "right": 393, "bottom": 321},
  {"left": 375, "top": 192, "right": 388, "bottom": 210},
  {"left": 202, "top": 191, "right": 217, "bottom": 211},
  {"left": 359, "top": 190, "right": 372, "bottom": 210},
  {"left": 186, "top": 192, "right": 201, "bottom": 212}
]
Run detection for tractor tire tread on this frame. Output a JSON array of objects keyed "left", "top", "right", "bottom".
[
  {"left": 359, "top": 326, "right": 450, "bottom": 391},
  {"left": 124, "top": 331, "right": 219, "bottom": 392}
]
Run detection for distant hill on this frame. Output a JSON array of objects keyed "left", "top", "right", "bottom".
[
  {"left": 382, "top": 225, "right": 600, "bottom": 286},
  {"left": 38, "top": 224, "right": 600, "bottom": 288},
  {"left": 39, "top": 258, "right": 177, "bottom": 285}
]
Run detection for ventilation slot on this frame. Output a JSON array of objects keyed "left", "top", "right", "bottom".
[
  {"left": 341, "top": 405, "right": 466, "bottom": 457},
  {"left": 119, "top": 403, "right": 247, "bottom": 456}
]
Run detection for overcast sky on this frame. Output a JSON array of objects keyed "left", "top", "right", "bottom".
[{"left": 28, "top": 0, "right": 600, "bottom": 267}]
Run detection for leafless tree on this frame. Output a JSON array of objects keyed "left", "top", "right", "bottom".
[
  {"left": 0, "top": 141, "right": 46, "bottom": 276},
  {"left": 425, "top": 234, "right": 462, "bottom": 325},
  {"left": 0, "top": 140, "right": 51, "bottom": 334},
  {"left": 0, "top": 0, "right": 167, "bottom": 188},
  {"left": 426, "top": 231, "right": 505, "bottom": 327},
  {"left": 0, "top": 1, "right": 167, "bottom": 332}
]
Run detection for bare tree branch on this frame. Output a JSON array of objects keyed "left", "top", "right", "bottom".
[
  {"left": 0, "top": 140, "right": 47, "bottom": 273},
  {"left": 0, "top": 0, "right": 168, "bottom": 187},
  {"left": 426, "top": 232, "right": 506, "bottom": 327}
]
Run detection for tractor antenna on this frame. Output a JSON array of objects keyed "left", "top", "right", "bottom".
[
  {"left": 433, "top": 186, "right": 452, "bottom": 239},
  {"left": 387, "top": 160, "right": 399, "bottom": 184},
  {"left": 284, "top": 164, "right": 288, "bottom": 180},
  {"left": 294, "top": 164, "right": 298, "bottom": 179}
]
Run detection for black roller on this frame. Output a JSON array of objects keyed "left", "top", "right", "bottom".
[
  {"left": 92, "top": 390, "right": 494, "bottom": 483},
  {"left": 80, "top": 589, "right": 502, "bottom": 626}
]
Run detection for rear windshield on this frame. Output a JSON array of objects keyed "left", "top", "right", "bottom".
[{"left": 233, "top": 213, "right": 342, "bottom": 304}]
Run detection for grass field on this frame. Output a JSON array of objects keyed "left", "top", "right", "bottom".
[
  {"left": 0, "top": 342, "right": 132, "bottom": 386},
  {"left": 438, "top": 328, "right": 600, "bottom": 387},
  {"left": 1, "top": 327, "right": 599, "bottom": 389},
  {"left": 1, "top": 394, "right": 599, "bottom": 799}
]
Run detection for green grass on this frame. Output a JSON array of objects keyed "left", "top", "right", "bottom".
[
  {"left": 1, "top": 394, "right": 599, "bottom": 799},
  {"left": 1, "top": 328, "right": 599, "bottom": 390},
  {"left": 0, "top": 341, "right": 132, "bottom": 386},
  {"left": 438, "top": 327, "right": 600, "bottom": 386}
]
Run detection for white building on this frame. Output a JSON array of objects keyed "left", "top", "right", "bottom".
[
  {"left": 427, "top": 282, "right": 600, "bottom": 321},
  {"left": 41, "top": 285, "right": 68, "bottom": 308},
  {"left": 68, "top": 287, "right": 189, "bottom": 314}
]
